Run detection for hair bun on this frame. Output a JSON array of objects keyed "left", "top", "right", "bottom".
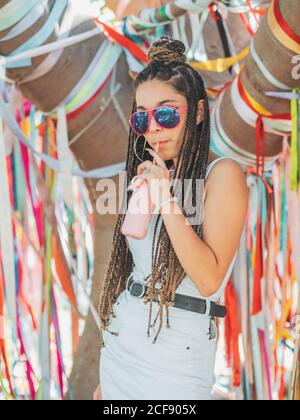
[{"left": 148, "top": 37, "right": 187, "bottom": 65}]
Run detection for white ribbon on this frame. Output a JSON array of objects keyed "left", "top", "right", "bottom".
[
  {"left": 171, "top": 17, "right": 180, "bottom": 44},
  {"left": 187, "top": 10, "right": 208, "bottom": 62},
  {"left": 17, "top": 1, "right": 74, "bottom": 86},
  {"left": 174, "top": 0, "right": 211, "bottom": 13},
  {"left": 0, "top": 66, "right": 17, "bottom": 341},
  {"left": 3, "top": 84, "right": 23, "bottom": 155},
  {"left": 284, "top": 142, "right": 300, "bottom": 287},
  {"left": 39, "top": 305, "right": 50, "bottom": 400},
  {"left": 265, "top": 91, "right": 300, "bottom": 100},
  {"left": 0, "top": 26, "right": 104, "bottom": 69},
  {"left": 164, "top": 3, "right": 175, "bottom": 20},
  {"left": 57, "top": 106, "right": 74, "bottom": 210},
  {"left": 179, "top": 15, "right": 190, "bottom": 53},
  {"left": 217, "top": 0, "right": 271, "bottom": 13},
  {"left": 0, "top": 0, "right": 38, "bottom": 32},
  {"left": 0, "top": 0, "right": 49, "bottom": 42},
  {"left": 250, "top": 41, "right": 292, "bottom": 91}
]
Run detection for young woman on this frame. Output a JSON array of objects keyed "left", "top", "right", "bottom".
[{"left": 94, "top": 37, "right": 249, "bottom": 400}]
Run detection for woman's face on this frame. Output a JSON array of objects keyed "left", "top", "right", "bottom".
[{"left": 135, "top": 80, "right": 204, "bottom": 167}]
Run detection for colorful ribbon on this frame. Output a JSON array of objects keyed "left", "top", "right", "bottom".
[
  {"left": 0, "top": 0, "right": 38, "bottom": 32},
  {"left": 191, "top": 47, "right": 249, "bottom": 72},
  {"left": 268, "top": 0, "right": 300, "bottom": 55},
  {"left": 290, "top": 88, "right": 300, "bottom": 190},
  {"left": 6, "top": 0, "right": 69, "bottom": 69}
]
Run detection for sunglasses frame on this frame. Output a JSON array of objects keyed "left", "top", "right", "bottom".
[{"left": 129, "top": 105, "right": 188, "bottom": 136}]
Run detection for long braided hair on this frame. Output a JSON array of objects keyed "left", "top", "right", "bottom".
[{"left": 98, "top": 37, "right": 211, "bottom": 344}]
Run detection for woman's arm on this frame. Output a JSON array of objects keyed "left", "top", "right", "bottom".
[
  {"left": 93, "top": 384, "right": 102, "bottom": 400},
  {"left": 160, "top": 160, "right": 249, "bottom": 297},
  {"left": 93, "top": 352, "right": 102, "bottom": 400}
]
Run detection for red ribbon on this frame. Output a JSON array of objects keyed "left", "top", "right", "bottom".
[
  {"left": 273, "top": 0, "right": 300, "bottom": 45},
  {"left": 246, "top": 0, "right": 266, "bottom": 16},
  {"left": 94, "top": 18, "right": 149, "bottom": 64},
  {"left": 208, "top": 3, "right": 220, "bottom": 22},
  {"left": 256, "top": 115, "right": 265, "bottom": 180},
  {"left": 66, "top": 71, "right": 112, "bottom": 121},
  {"left": 239, "top": 13, "right": 255, "bottom": 37},
  {"left": 236, "top": 75, "right": 291, "bottom": 122},
  {"left": 225, "top": 277, "right": 241, "bottom": 387},
  {"left": 237, "top": 75, "right": 290, "bottom": 186},
  {"left": 252, "top": 208, "right": 263, "bottom": 316}
]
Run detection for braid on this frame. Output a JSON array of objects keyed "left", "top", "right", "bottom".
[{"left": 97, "top": 37, "right": 211, "bottom": 344}]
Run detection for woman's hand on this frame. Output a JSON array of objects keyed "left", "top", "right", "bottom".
[
  {"left": 93, "top": 384, "right": 102, "bottom": 400},
  {"left": 130, "top": 149, "right": 171, "bottom": 208}
]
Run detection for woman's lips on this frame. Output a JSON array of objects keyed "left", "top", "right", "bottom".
[{"left": 157, "top": 140, "right": 169, "bottom": 147}]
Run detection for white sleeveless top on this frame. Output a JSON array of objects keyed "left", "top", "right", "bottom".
[{"left": 125, "top": 157, "right": 238, "bottom": 303}]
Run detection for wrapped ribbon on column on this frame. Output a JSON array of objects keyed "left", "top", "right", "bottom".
[
  {"left": 268, "top": 0, "right": 300, "bottom": 56},
  {"left": 0, "top": 0, "right": 39, "bottom": 32},
  {"left": 237, "top": 74, "right": 291, "bottom": 185},
  {"left": 5, "top": 0, "right": 69, "bottom": 69},
  {"left": 0, "top": 0, "right": 49, "bottom": 42}
]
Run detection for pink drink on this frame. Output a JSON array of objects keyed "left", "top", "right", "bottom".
[{"left": 121, "top": 143, "right": 160, "bottom": 240}]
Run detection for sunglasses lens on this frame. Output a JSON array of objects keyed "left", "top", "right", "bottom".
[
  {"left": 131, "top": 112, "right": 148, "bottom": 135},
  {"left": 153, "top": 107, "right": 180, "bottom": 129}
]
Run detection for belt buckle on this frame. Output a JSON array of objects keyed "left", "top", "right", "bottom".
[
  {"left": 208, "top": 316, "right": 217, "bottom": 340},
  {"left": 129, "top": 280, "right": 146, "bottom": 298}
]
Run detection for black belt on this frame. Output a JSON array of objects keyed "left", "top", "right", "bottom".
[{"left": 126, "top": 276, "right": 227, "bottom": 318}]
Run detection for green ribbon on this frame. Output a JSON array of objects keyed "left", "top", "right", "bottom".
[
  {"left": 0, "top": 371, "right": 14, "bottom": 400},
  {"left": 290, "top": 88, "right": 299, "bottom": 190}
]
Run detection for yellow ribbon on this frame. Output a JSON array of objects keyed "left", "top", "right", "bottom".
[
  {"left": 243, "top": 83, "right": 273, "bottom": 117},
  {"left": 128, "top": 47, "right": 249, "bottom": 79},
  {"left": 190, "top": 46, "right": 249, "bottom": 73}
]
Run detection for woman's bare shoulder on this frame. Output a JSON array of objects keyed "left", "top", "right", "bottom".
[
  {"left": 204, "top": 158, "right": 248, "bottom": 202},
  {"left": 201, "top": 158, "right": 249, "bottom": 284}
]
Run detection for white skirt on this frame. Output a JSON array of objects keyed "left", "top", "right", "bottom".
[{"left": 99, "top": 288, "right": 218, "bottom": 400}]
